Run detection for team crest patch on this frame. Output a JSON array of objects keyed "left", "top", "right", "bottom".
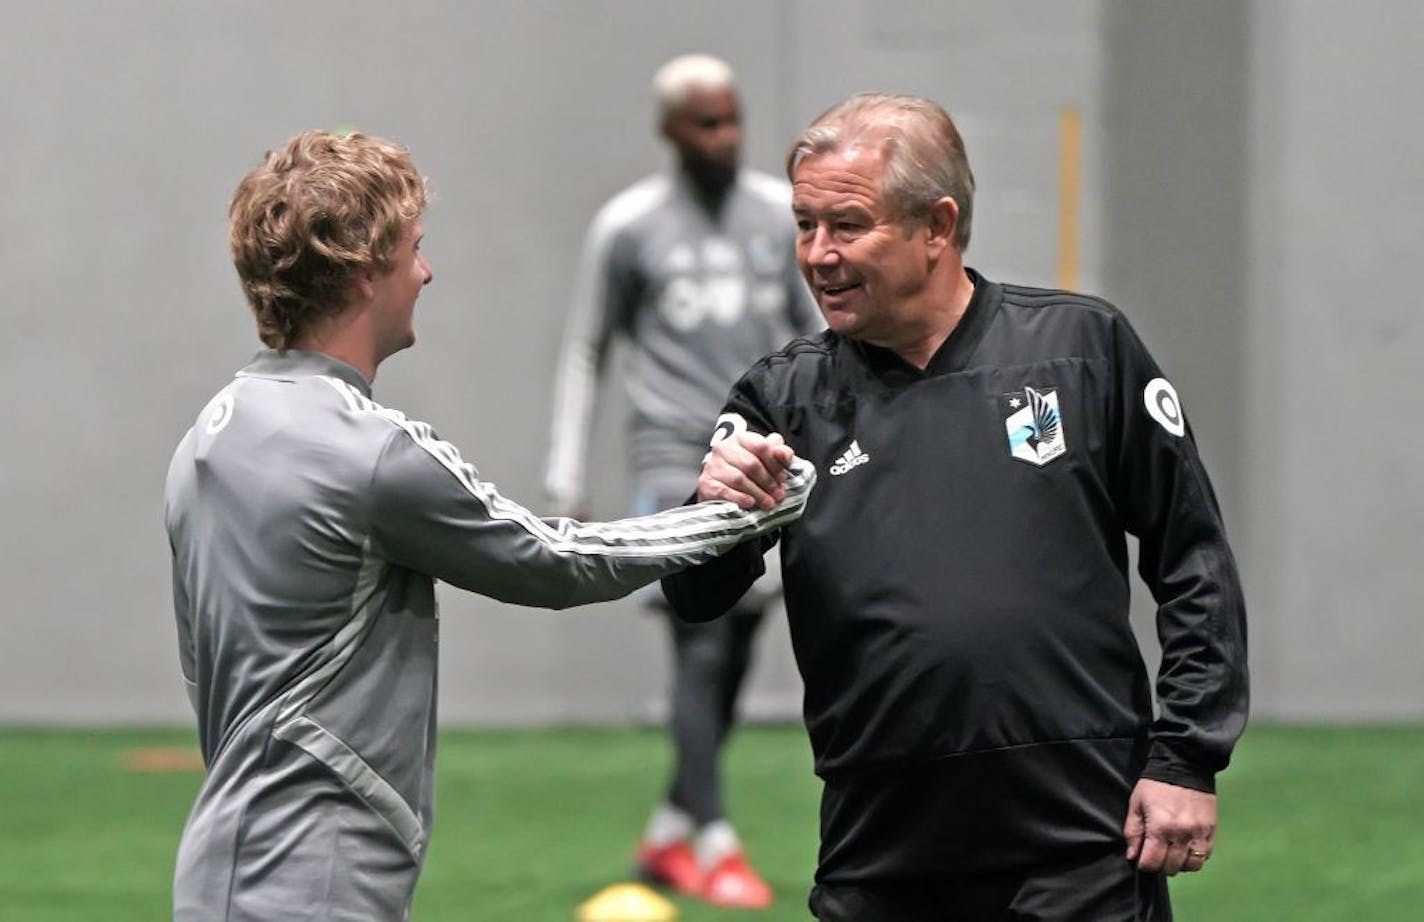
[
  {"left": 1002, "top": 386, "right": 1067, "bottom": 466},
  {"left": 747, "top": 234, "right": 785, "bottom": 274}
]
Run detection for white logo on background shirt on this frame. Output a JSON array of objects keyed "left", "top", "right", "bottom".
[
  {"left": 748, "top": 234, "right": 785, "bottom": 274},
  {"left": 702, "top": 238, "right": 742, "bottom": 272},
  {"left": 657, "top": 236, "right": 750, "bottom": 330},
  {"left": 659, "top": 276, "right": 747, "bottom": 330}
]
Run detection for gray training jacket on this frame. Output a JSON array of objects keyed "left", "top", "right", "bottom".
[
  {"left": 164, "top": 349, "right": 812, "bottom": 920},
  {"left": 545, "top": 169, "right": 822, "bottom": 508}
]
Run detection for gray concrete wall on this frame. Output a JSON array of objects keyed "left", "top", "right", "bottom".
[
  {"left": 1101, "top": 0, "right": 1424, "bottom": 721},
  {"left": 1098, "top": 0, "right": 1253, "bottom": 699},
  {"left": 1100, "top": 0, "right": 1250, "bottom": 518},
  {"left": 2, "top": 1, "right": 1415, "bottom": 724},
  {"left": 1239, "top": 0, "right": 1424, "bottom": 718}
]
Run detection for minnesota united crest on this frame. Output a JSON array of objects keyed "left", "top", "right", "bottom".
[{"left": 1002, "top": 386, "right": 1067, "bottom": 466}]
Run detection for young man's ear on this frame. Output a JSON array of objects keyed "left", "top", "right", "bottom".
[{"left": 352, "top": 269, "right": 376, "bottom": 303}]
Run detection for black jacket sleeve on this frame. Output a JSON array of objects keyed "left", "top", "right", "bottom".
[
  {"left": 1109, "top": 313, "right": 1249, "bottom": 793},
  {"left": 660, "top": 379, "right": 782, "bottom": 622}
]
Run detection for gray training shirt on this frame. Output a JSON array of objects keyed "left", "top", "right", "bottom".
[
  {"left": 546, "top": 169, "right": 822, "bottom": 508},
  {"left": 164, "top": 349, "right": 812, "bottom": 920}
]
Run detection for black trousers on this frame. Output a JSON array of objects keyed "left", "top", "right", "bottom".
[
  {"left": 662, "top": 603, "right": 766, "bottom": 824},
  {"left": 638, "top": 481, "right": 774, "bottom": 826},
  {"left": 808, "top": 847, "right": 1171, "bottom": 922}
]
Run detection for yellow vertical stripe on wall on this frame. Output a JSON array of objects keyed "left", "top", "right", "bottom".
[{"left": 1058, "top": 106, "right": 1082, "bottom": 291}]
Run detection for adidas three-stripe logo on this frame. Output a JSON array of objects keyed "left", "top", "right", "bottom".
[{"left": 829, "top": 440, "right": 870, "bottom": 476}]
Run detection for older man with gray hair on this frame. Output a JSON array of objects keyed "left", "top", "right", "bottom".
[
  {"left": 545, "top": 54, "right": 822, "bottom": 908},
  {"left": 665, "top": 92, "right": 1249, "bottom": 920}
]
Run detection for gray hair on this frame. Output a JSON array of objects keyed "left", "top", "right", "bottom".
[
  {"left": 653, "top": 54, "right": 735, "bottom": 117},
  {"left": 786, "top": 93, "right": 975, "bottom": 249}
]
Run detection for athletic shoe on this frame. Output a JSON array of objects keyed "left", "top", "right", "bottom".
[
  {"left": 635, "top": 840, "right": 703, "bottom": 896},
  {"left": 700, "top": 851, "right": 773, "bottom": 909}
]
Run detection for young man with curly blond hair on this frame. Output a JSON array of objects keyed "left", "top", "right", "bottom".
[{"left": 165, "top": 130, "right": 812, "bottom": 921}]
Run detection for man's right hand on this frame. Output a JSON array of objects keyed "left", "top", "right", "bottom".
[{"left": 697, "top": 431, "right": 797, "bottom": 510}]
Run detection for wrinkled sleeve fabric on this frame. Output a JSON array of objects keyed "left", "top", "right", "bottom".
[
  {"left": 170, "top": 541, "right": 200, "bottom": 716},
  {"left": 661, "top": 378, "right": 783, "bottom": 622},
  {"left": 1109, "top": 313, "right": 1249, "bottom": 793},
  {"left": 370, "top": 424, "right": 812, "bottom": 610}
]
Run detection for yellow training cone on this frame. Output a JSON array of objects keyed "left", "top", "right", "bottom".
[{"left": 576, "top": 882, "right": 679, "bottom": 922}]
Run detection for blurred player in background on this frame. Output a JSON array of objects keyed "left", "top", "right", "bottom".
[
  {"left": 544, "top": 54, "right": 822, "bottom": 908},
  {"left": 165, "top": 129, "right": 812, "bottom": 922}
]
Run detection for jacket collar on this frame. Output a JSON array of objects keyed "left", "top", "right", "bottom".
[
  {"left": 237, "top": 349, "right": 373, "bottom": 397},
  {"left": 847, "top": 267, "right": 1000, "bottom": 383}
]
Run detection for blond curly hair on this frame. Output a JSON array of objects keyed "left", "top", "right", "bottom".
[{"left": 229, "top": 130, "right": 428, "bottom": 349}]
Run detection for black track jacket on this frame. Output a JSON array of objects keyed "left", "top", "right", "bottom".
[{"left": 663, "top": 270, "right": 1248, "bottom": 881}]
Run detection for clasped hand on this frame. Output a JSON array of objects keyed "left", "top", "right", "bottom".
[{"left": 698, "top": 431, "right": 797, "bottom": 510}]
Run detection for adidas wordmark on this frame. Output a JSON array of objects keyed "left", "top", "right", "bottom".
[{"left": 829, "top": 440, "right": 870, "bottom": 476}]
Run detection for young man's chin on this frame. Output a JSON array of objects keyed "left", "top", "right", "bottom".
[{"left": 381, "top": 331, "right": 417, "bottom": 363}]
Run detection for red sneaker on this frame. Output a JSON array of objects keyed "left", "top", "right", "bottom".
[
  {"left": 635, "top": 840, "right": 703, "bottom": 896},
  {"left": 701, "top": 852, "right": 773, "bottom": 909}
]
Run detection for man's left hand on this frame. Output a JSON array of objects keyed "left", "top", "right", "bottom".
[{"left": 1123, "top": 778, "right": 1217, "bottom": 875}]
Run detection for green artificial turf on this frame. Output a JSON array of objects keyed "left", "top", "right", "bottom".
[{"left": 0, "top": 724, "right": 1419, "bottom": 920}]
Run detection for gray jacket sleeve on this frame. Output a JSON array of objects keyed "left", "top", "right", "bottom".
[
  {"left": 171, "top": 548, "right": 201, "bottom": 715},
  {"left": 370, "top": 426, "right": 814, "bottom": 610},
  {"left": 543, "top": 216, "right": 639, "bottom": 510}
]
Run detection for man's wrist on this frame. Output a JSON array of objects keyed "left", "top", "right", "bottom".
[{"left": 1140, "top": 759, "right": 1216, "bottom": 794}]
